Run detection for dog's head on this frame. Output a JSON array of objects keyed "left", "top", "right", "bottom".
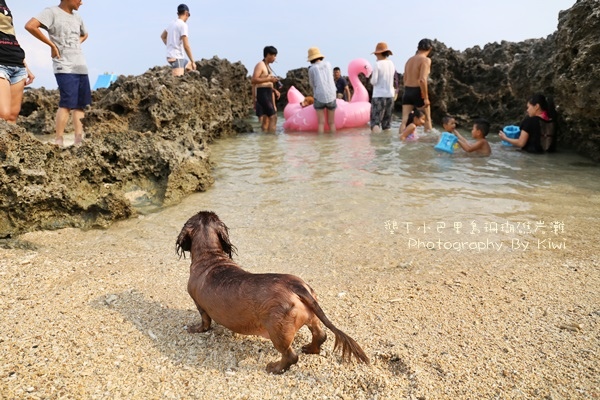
[{"left": 176, "top": 211, "right": 236, "bottom": 259}]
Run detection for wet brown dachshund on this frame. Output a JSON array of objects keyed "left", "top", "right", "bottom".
[{"left": 176, "top": 211, "right": 369, "bottom": 374}]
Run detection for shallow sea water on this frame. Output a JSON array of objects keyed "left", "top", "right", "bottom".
[
  {"left": 38, "top": 115, "right": 600, "bottom": 257},
  {"left": 163, "top": 116, "right": 600, "bottom": 252}
]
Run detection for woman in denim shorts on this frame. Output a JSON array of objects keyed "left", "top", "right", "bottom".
[{"left": 0, "top": 0, "right": 35, "bottom": 123}]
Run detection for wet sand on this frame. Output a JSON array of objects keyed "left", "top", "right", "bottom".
[{"left": 1, "top": 180, "right": 598, "bottom": 399}]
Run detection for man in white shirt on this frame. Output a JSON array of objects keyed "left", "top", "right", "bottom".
[{"left": 161, "top": 4, "right": 196, "bottom": 76}]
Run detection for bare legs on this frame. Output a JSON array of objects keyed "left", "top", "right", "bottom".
[
  {"left": 0, "top": 78, "right": 25, "bottom": 124},
  {"left": 400, "top": 104, "right": 413, "bottom": 134},
  {"left": 55, "top": 107, "right": 85, "bottom": 146},
  {"left": 421, "top": 104, "right": 432, "bottom": 132},
  {"left": 316, "top": 109, "right": 336, "bottom": 134}
]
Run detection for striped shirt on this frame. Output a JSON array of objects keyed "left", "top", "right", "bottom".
[{"left": 308, "top": 60, "right": 336, "bottom": 103}]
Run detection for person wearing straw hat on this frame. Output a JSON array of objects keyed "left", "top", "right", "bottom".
[
  {"left": 370, "top": 42, "right": 396, "bottom": 133},
  {"left": 307, "top": 47, "right": 337, "bottom": 134}
]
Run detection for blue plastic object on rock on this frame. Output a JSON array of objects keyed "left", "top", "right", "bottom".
[{"left": 92, "top": 74, "right": 118, "bottom": 91}]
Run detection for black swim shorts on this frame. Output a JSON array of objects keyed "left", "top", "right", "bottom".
[
  {"left": 255, "top": 87, "right": 276, "bottom": 117},
  {"left": 402, "top": 86, "right": 425, "bottom": 108}
]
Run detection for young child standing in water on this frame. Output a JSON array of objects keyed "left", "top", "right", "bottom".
[
  {"left": 399, "top": 109, "right": 426, "bottom": 140},
  {"left": 453, "top": 118, "right": 492, "bottom": 156}
]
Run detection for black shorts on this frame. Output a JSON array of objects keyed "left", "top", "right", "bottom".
[
  {"left": 402, "top": 86, "right": 425, "bottom": 108},
  {"left": 255, "top": 87, "right": 276, "bottom": 117}
]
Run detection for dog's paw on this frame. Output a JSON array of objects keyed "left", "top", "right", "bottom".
[
  {"left": 301, "top": 343, "right": 321, "bottom": 355},
  {"left": 187, "top": 323, "right": 210, "bottom": 333},
  {"left": 266, "top": 361, "right": 287, "bottom": 375}
]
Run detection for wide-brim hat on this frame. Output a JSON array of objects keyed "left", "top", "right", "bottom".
[
  {"left": 373, "top": 42, "right": 393, "bottom": 55},
  {"left": 307, "top": 47, "right": 325, "bottom": 62}
]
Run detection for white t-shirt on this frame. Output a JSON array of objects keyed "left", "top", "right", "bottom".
[
  {"left": 371, "top": 59, "right": 396, "bottom": 98},
  {"left": 165, "top": 19, "right": 188, "bottom": 59},
  {"left": 35, "top": 6, "right": 88, "bottom": 74}
]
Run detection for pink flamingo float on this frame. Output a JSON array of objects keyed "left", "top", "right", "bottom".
[{"left": 283, "top": 58, "right": 373, "bottom": 132}]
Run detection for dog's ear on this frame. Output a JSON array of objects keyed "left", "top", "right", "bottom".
[
  {"left": 176, "top": 224, "right": 193, "bottom": 259},
  {"left": 216, "top": 220, "right": 237, "bottom": 259}
]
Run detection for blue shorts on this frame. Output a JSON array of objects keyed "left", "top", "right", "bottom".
[
  {"left": 169, "top": 59, "right": 187, "bottom": 69},
  {"left": 0, "top": 65, "right": 27, "bottom": 85},
  {"left": 313, "top": 99, "right": 337, "bottom": 110},
  {"left": 55, "top": 74, "right": 92, "bottom": 109}
]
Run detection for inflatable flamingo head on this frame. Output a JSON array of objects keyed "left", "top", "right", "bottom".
[{"left": 348, "top": 58, "right": 373, "bottom": 79}]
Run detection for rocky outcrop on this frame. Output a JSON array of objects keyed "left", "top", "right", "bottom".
[
  {"left": 275, "top": 0, "right": 599, "bottom": 161},
  {"left": 420, "top": 39, "right": 554, "bottom": 131},
  {"left": 412, "top": 0, "right": 600, "bottom": 160},
  {"left": 552, "top": 0, "right": 600, "bottom": 161},
  {"left": 1, "top": 57, "right": 252, "bottom": 238}
]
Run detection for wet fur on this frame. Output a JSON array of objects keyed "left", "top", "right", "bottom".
[{"left": 176, "top": 211, "right": 369, "bottom": 374}]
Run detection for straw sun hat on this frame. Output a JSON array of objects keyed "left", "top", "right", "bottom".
[
  {"left": 307, "top": 47, "right": 325, "bottom": 62},
  {"left": 373, "top": 42, "right": 393, "bottom": 55}
]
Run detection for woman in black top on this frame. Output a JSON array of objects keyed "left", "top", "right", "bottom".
[
  {"left": 0, "top": 0, "right": 35, "bottom": 123},
  {"left": 500, "top": 94, "right": 557, "bottom": 153}
]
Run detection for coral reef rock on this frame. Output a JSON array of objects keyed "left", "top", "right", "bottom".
[{"left": 1, "top": 57, "right": 252, "bottom": 238}]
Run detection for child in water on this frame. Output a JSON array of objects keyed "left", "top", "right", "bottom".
[
  {"left": 399, "top": 109, "right": 426, "bottom": 140},
  {"left": 442, "top": 115, "right": 459, "bottom": 135},
  {"left": 450, "top": 117, "right": 492, "bottom": 156}
]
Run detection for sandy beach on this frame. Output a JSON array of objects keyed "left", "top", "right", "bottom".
[{"left": 1, "top": 175, "right": 598, "bottom": 399}]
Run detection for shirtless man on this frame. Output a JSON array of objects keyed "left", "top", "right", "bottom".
[
  {"left": 251, "top": 46, "right": 281, "bottom": 133},
  {"left": 401, "top": 38, "right": 433, "bottom": 133}
]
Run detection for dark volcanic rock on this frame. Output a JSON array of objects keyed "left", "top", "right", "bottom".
[
  {"left": 552, "top": 0, "right": 600, "bottom": 161},
  {"left": 1, "top": 57, "right": 252, "bottom": 238},
  {"left": 394, "top": 0, "right": 600, "bottom": 161}
]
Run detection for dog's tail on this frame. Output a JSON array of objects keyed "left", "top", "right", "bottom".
[{"left": 293, "top": 282, "right": 370, "bottom": 365}]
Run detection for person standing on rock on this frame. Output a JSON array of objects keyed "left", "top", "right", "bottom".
[
  {"left": 161, "top": 4, "right": 196, "bottom": 77},
  {"left": 401, "top": 38, "right": 434, "bottom": 133},
  {"left": 25, "top": 0, "right": 91, "bottom": 146},
  {"left": 251, "top": 46, "right": 281, "bottom": 133},
  {"left": 0, "top": 0, "right": 35, "bottom": 124}
]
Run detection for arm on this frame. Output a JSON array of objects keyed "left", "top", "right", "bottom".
[
  {"left": 456, "top": 136, "right": 486, "bottom": 153},
  {"left": 181, "top": 36, "right": 196, "bottom": 70},
  {"left": 499, "top": 129, "right": 529, "bottom": 148},
  {"left": 344, "top": 85, "right": 352, "bottom": 102},
  {"left": 80, "top": 33, "right": 88, "bottom": 44},
  {"left": 400, "top": 123, "right": 416, "bottom": 140},
  {"left": 370, "top": 62, "right": 379, "bottom": 85},
  {"left": 160, "top": 30, "right": 168, "bottom": 45},
  {"left": 23, "top": 60, "right": 35, "bottom": 86},
  {"left": 419, "top": 58, "right": 431, "bottom": 106},
  {"left": 25, "top": 18, "right": 60, "bottom": 58}
]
